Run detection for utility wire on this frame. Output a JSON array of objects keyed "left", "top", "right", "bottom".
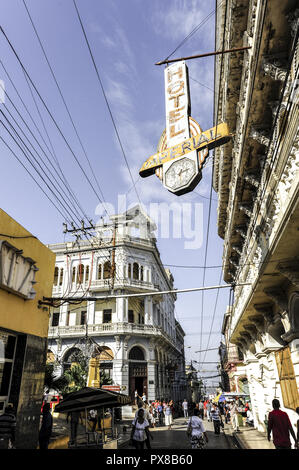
[
  {"left": 199, "top": 0, "right": 228, "bottom": 368},
  {"left": 0, "top": 133, "right": 70, "bottom": 221},
  {"left": 163, "top": 0, "right": 226, "bottom": 62},
  {"left": 0, "top": 26, "right": 108, "bottom": 211},
  {"left": 0, "top": 60, "right": 88, "bottom": 221},
  {"left": 22, "top": 0, "right": 110, "bottom": 219},
  {"left": 72, "top": 0, "right": 142, "bottom": 206},
  {"left": 1, "top": 107, "right": 85, "bottom": 226},
  {"left": 0, "top": 118, "right": 76, "bottom": 224}
]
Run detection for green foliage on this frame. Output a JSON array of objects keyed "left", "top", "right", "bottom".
[
  {"left": 64, "top": 363, "right": 87, "bottom": 393},
  {"left": 100, "top": 370, "right": 113, "bottom": 387}
]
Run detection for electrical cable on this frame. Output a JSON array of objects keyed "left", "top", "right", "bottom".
[
  {"left": 198, "top": 0, "right": 228, "bottom": 369},
  {"left": 72, "top": 0, "right": 142, "bottom": 206},
  {"left": 0, "top": 133, "right": 70, "bottom": 221},
  {"left": 22, "top": 0, "right": 110, "bottom": 219},
  {"left": 0, "top": 60, "right": 89, "bottom": 222},
  {"left": 1, "top": 107, "right": 87, "bottom": 226},
  {"left": 1, "top": 110, "right": 84, "bottom": 226},
  {"left": 0, "top": 26, "right": 109, "bottom": 211},
  {"left": 163, "top": 0, "right": 226, "bottom": 62}
]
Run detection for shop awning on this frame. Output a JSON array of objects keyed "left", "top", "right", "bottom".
[{"left": 54, "top": 387, "right": 131, "bottom": 413}]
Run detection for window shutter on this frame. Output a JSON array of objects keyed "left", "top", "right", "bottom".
[{"left": 275, "top": 347, "right": 299, "bottom": 410}]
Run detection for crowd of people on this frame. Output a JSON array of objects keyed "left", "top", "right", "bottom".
[
  {"left": 1, "top": 394, "right": 298, "bottom": 449},
  {"left": 129, "top": 395, "right": 299, "bottom": 450}
]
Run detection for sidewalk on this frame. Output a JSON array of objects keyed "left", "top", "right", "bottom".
[{"left": 226, "top": 423, "right": 275, "bottom": 449}]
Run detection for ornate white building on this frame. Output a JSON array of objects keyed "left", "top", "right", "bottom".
[
  {"left": 47, "top": 206, "right": 186, "bottom": 402},
  {"left": 214, "top": 0, "right": 299, "bottom": 434}
]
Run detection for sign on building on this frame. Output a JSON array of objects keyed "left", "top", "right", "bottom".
[
  {"left": 0, "top": 240, "right": 38, "bottom": 300},
  {"left": 139, "top": 61, "right": 231, "bottom": 195}
]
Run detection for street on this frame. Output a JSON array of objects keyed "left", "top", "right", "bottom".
[{"left": 122, "top": 417, "right": 236, "bottom": 450}]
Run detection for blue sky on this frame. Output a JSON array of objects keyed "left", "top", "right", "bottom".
[{"left": 1, "top": 0, "right": 229, "bottom": 390}]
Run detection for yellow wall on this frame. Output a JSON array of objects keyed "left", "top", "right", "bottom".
[{"left": 0, "top": 209, "right": 55, "bottom": 338}]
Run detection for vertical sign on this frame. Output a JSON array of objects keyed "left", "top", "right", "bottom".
[{"left": 165, "top": 61, "right": 190, "bottom": 147}]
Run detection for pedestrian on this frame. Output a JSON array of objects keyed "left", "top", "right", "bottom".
[
  {"left": 134, "top": 389, "right": 139, "bottom": 405},
  {"left": 267, "top": 399, "right": 298, "bottom": 449},
  {"left": 230, "top": 400, "right": 239, "bottom": 432},
  {"left": 182, "top": 399, "right": 188, "bottom": 419},
  {"left": 38, "top": 402, "right": 53, "bottom": 449},
  {"left": 0, "top": 404, "right": 16, "bottom": 449},
  {"left": 130, "top": 408, "right": 153, "bottom": 450},
  {"left": 198, "top": 400, "right": 204, "bottom": 420},
  {"left": 165, "top": 402, "right": 173, "bottom": 430},
  {"left": 148, "top": 405, "right": 156, "bottom": 428},
  {"left": 186, "top": 408, "right": 208, "bottom": 449},
  {"left": 206, "top": 400, "right": 212, "bottom": 422},
  {"left": 210, "top": 404, "right": 223, "bottom": 435},
  {"left": 157, "top": 401, "right": 164, "bottom": 426},
  {"left": 67, "top": 410, "right": 82, "bottom": 445},
  {"left": 224, "top": 402, "right": 231, "bottom": 424},
  {"left": 203, "top": 399, "right": 207, "bottom": 419},
  {"left": 142, "top": 392, "right": 147, "bottom": 402},
  {"left": 88, "top": 409, "right": 98, "bottom": 432},
  {"left": 246, "top": 407, "right": 254, "bottom": 427}
]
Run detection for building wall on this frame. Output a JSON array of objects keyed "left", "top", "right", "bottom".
[
  {"left": 0, "top": 209, "right": 55, "bottom": 448},
  {"left": 214, "top": 0, "right": 299, "bottom": 437}
]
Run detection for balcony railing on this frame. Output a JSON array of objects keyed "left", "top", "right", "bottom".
[{"left": 48, "top": 322, "right": 179, "bottom": 350}]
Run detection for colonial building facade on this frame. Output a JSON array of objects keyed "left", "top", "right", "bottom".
[
  {"left": 47, "top": 206, "right": 186, "bottom": 402},
  {"left": 214, "top": 0, "right": 299, "bottom": 433}
]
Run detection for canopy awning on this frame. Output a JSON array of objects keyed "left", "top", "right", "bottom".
[{"left": 55, "top": 387, "right": 131, "bottom": 413}]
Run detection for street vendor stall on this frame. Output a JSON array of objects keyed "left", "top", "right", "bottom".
[{"left": 54, "top": 387, "right": 131, "bottom": 449}]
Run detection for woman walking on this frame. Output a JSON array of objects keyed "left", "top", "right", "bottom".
[
  {"left": 187, "top": 408, "right": 208, "bottom": 449},
  {"left": 165, "top": 402, "right": 173, "bottom": 430},
  {"left": 130, "top": 408, "right": 152, "bottom": 450}
]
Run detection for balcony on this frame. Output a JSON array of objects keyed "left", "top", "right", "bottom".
[
  {"left": 48, "top": 322, "right": 178, "bottom": 351},
  {"left": 52, "top": 278, "right": 158, "bottom": 297}
]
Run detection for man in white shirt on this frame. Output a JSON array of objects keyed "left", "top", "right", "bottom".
[
  {"left": 230, "top": 401, "right": 240, "bottom": 432},
  {"left": 182, "top": 399, "right": 189, "bottom": 418}
]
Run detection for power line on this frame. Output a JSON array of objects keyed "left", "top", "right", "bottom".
[
  {"left": 199, "top": 0, "right": 228, "bottom": 369},
  {"left": 0, "top": 60, "right": 89, "bottom": 222},
  {"left": 0, "top": 26, "right": 108, "bottom": 211},
  {"left": 162, "top": 0, "right": 226, "bottom": 62},
  {"left": 72, "top": 0, "right": 142, "bottom": 205},
  {"left": 1, "top": 108, "right": 85, "bottom": 226},
  {"left": 22, "top": 0, "right": 110, "bottom": 219},
  {"left": 0, "top": 134, "right": 69, "bottom": 221},
  {"left": 0, "top": 118, "right": 76, "bottom": 224}
]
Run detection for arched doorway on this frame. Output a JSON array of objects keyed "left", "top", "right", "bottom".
[{"left": 128, "top": 346, "right": 147, "bottom": 402}]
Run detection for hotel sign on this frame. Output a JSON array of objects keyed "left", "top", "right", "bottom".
[
  {"left": 139, "top": 122, "right": 230, "bottom": 177},
  {"left": 139, "top": 60, "right": 231, "bottom": 195}
]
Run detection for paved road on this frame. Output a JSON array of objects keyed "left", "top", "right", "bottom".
[{"left": 123, "top": 417, "right": 236, "bottom": 450}]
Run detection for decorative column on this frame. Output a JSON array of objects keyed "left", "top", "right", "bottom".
[
  {"left": 144, "top": 296, "right": 153, "bottom": 325},
  {"left": 87, "top": 301, "right": 95, "bottom": 325},
  {"left": 59, "top": 304, "right": 68, "bottom": 326},
  {"left": 116, "top": 295, "right": 128, "bottom": 323}
]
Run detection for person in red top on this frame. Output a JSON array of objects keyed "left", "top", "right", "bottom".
[{"left": 267, "top": 399, "right": 297, "bottom": 449}]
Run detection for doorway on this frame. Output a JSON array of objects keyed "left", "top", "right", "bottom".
[{"left": 129, "top": 363, "right": 147, "bottom": 402}]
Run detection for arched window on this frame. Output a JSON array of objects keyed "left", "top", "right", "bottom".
[
  {"left": 85, "top": 265, "right": 89, "bottom": 283},
  {"left": 133, "top": 263, "right": 139, "bottom": 280},
  {"left": 54, "top": 267, "right": 59, "bottom": 286},
  {"left": 77, "top": 264, "right": 84, "bottom": 284},
  {"left": 98, "top": 264, "right": 102, "bottom": 279},
  {"left": 140, "top": 266, "right": 144, "bottom": 281},
  {"left": 59, "top": 268, "right": 64, "bottom": 286},
  {"left": 63, "top": 348, "right": 84, "bottom": 372},
  {"left": 104, "top": 261, "right": 111, "bottom": 279},
  {"left": 72, "top": 267, "right": 76, "bottom": 283},
  {"left": 129, "top": 346, "right": 145, "bottom": 361},
  {"left": 128, "top": 264, "right": 132, "bottom": 279}
]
